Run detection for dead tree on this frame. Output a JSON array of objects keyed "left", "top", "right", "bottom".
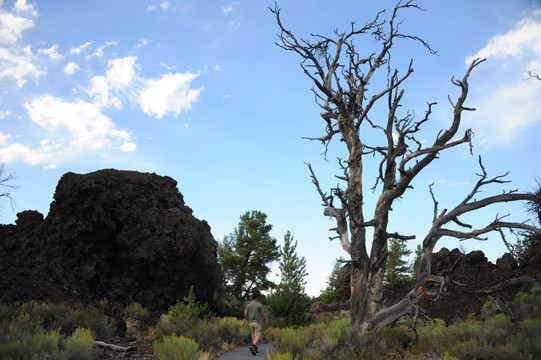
[
  {"left": 272, "top": 1, "right": 541, "bottom": 333},
  {"left": 0, "top": 163, "right": 18, "bottom": 211}
]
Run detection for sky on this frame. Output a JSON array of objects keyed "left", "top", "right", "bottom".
[{"left": 0, "top": 0, "right": 540, "bottom": 297}]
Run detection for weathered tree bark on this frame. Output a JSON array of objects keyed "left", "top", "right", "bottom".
[{"left": 272, "top": 0, "right": 541, "bottom": 333}]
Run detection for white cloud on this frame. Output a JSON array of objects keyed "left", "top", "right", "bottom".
[
  {"left": 64, "top": 61, "right": 79, "bottom": 75},
  {"left": 0, "top": 1, "right": 44, "bottom": 87},
  {"left": 88, "top": 75, "right": 110, "bottom": 107},
  {"left": 465, "top": 9, "right": 541, "bottom": 146},
  {"left": 0, "top": 7, "right": 34, "bottom": 45},
  {"left": 87, "top": 56, "right": 138, "bottom": 108},
  {"left": 120, "top": 142, "right": 136, "bottom": 152},
  {"left": 0, "top": 94, "right": 137, "bottom": 166},
  {"left": 90, "top": 41, "right": 117, "bottom": 59},
  {"left": 0, "top": 45, "right": 44, "bottom": 87},
  {"left": 136, "top": 38, "right": 148, "bottom": 49},
  {"left": 0, "top": 130, "right": 11, "bottom": 145},
  {"left": 13, "top": 0, "right": 37, "bottom": 18},
  {"left": 38, "top": 44, "right": 64, "bottom": 60},
  {"left": 0, "top": 93, "right": 136, "bottom": 166},
  {"left": 467, "top": 11, "right": 541, "bottom": 63},
  {"left": 25, "top": 95, "right": 121, "bottom": 149},
  {"left": 0, "top": 110, "right": 11, "bottom": 119},
  {"left": 147, "top": 1, "right": 169, "bottom": 12},
  {"left": 138, "top": 72, "right": 203, "bottom": 119},
  {"left": 223, "top": 4, "right": 234, "bottom": 13},
  {"left": 468, "top": 79, "right": 541, "bottom": 145},
  {"left": 106, "top": 56, "right": 137, "bottom": 89},
  {"left": 69, "top": 41, "right": 93, "bottom": 55}
]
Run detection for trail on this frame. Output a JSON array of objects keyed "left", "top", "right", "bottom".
[{"left": 218, "top": 343, "right": 273, "bottom": 359}]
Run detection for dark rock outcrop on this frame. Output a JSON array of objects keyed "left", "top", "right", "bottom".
[
  {"left": 0, "top": 169, "right": 222, "bottom": 313},
  {"left": 419, "top": 247, "right": 541, "bottom": 323}
]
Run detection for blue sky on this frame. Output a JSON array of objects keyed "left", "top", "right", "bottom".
[{"left": 1, "top": 0, "right": 540, "bottom": 297}]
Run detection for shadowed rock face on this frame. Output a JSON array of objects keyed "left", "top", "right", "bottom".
[
  {"left": 0, "top": 169, "right": 222, "bottom": 313},
  {"left": 418, "top": 246, "right": 541, "bottom": 323}
]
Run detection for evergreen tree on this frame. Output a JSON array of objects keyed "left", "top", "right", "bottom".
[
  {"left": 320, "top": 257, "right": 350, "bottom": 304},
  {"left": 385, "top": 238, "right": 413, "bottom": 288},
  {"left": 218, "top": 210, "right": 279, "bottom": 300},
  {"left": 411, "top": 244, "right": 422, "bottom": 282},
  {"left": 267, "top": 231, "right": 312, "bottom": 327}
]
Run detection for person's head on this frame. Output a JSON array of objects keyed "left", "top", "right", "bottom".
[{"left": 252, "top": 291, "right": 259, "bottom": 300}]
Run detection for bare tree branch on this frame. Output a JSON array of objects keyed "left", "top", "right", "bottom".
[{"left": 0, "top": 164, "right": 19, "bottom": 211}]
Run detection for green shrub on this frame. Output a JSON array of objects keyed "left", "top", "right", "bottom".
[
  {"left": 515, "top": 318, "right": 541, "bottom": 357},
  {"left": 267, "top": 291, "right": 313, "bottom": 328},
  {"left": 182, "top": 322, "right": 222, "bottom": 352},
  {"left": 381, "top": 324, "right": 413, "bottom": 350},
  {"left": 480, "top": 299, "right": 499, "bottom": 318},
  {"left": 168, "top": 286, "right": 209, "bottom": 322},
  {"left": 0, "top": 315, "right": 66, "bottom": 360},
  {"left": 209, "top": 316, "right": 248, "bottom": 346},
  {"left": 268, "top": 351, "right": 295, "bottom": 360},
  {"left": 512, "top": 284, "right": 541, "bottom": 319},
  {"left": 65, "top": 327, "right": 100, "bottom": 360},
  {"left": 122, "top": 302, "right": 150, "bottom": 323},
  {"left": 270, "top": 327, "right": 311, "bottom": 357},
  {"left": 152, "top": 314, "right": 176, "bottom": 340},
  {"left": 15, "top": 302, "right": 112, "bottom": 341},
  {"left": 153, "top": 335, "right": 201, "bottom": 360},
  {"left": 152, "top": 314, "right": 223, "bottom": 352},
  {"left": 322, "top": 317, "right": 351, "bottom": 350}
]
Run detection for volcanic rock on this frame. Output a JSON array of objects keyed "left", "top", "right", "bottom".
[
  {"left": 0, "top": 169, "right": 222, "bottom": 313},
  {"left": 419, "top": 247, "right": 541, "bottom": 323}
]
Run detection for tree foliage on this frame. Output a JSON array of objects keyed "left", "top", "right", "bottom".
[
  {"left": 319, "top": 257, "right": 350, "bottom": 305},
  {"left": 218, "top": 210, "right": 279, "bottom": 300},
  {"left": 384, "top": 238, "right": 413, "bottom": 288},
  {"left": 267, "top": 231, "right": 312, "bottom": 327}
]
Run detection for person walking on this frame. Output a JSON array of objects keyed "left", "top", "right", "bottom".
[{"left": 242, "top": 291, "right": 268, "bottom": 356}]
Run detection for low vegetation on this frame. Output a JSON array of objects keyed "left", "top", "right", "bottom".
[
  {"left": 0, "top": 301, "right": 109, "bottom": 359},
  {"left": 1, "top": 285, "right": 540, "bottom": 359},
  {"left": 266, "top": 285, "right": 541, "bottom": 359}
]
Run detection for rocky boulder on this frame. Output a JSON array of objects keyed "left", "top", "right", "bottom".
[{"left": 0, "top": 169, "right": 222, "bottom": 313}]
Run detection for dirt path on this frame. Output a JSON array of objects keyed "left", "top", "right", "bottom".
[{"left": 218, "top": 343, "right": 273, "bottom": 359}]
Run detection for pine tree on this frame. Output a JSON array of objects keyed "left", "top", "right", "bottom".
[
  {"left": 267, "top": 231, "right": 312, "bottom": 327},
  {"left": 385, "top": 238, "right": 413, "bottom": 288},
  {"left": 218, "top": 211, "right": 279, "bottom": 300},
  {"left": 320, "top": 257, "right": 350, "bottom": 304}
]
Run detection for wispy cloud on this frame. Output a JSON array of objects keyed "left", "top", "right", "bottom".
[
  {"left": 90, "top": 41, "right": 117, "bottom": 59},
  {"left": 38, "top": 44, "right": 64, "bottom": 60},
  {"left": 147, "top": 1, "right": 169, "bottom": 12},
  {"left": 69, "top": 41, "right": 92, "bottom": 55},
  {"left": 466, "top": 9, "right": 541, "bottom": 64},
  {"left": 465, "top": 8, "right": 541, "bottom": 147}
]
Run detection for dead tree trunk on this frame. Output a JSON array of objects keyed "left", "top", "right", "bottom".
[{"left": 272, "top": 1, "right": 541, "bottom": 332}]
